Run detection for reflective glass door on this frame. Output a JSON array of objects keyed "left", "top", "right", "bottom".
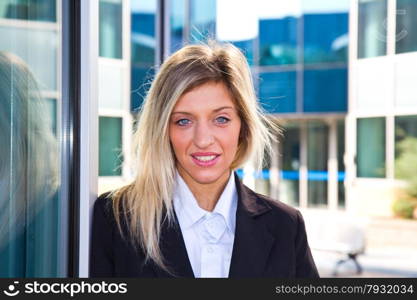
[
  {"left": 307, "top": 120, "right": 329, "bottom": 208},
  {"left": 0, "top": 0, "right": 69, "bottom": 277},
  {"left": 278, "top": 119, "right": 345, "bottom": 209}
]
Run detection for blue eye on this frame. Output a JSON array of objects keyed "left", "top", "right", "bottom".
[
  {"left": 216, "top": 116, "right": 230, "bottom": 124},
  {"left": 176, "top": 119, "right": 191, "bottom": 126}
]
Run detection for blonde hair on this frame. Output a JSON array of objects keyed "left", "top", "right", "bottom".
[{"left": 111, "top": 41, "right": 279, "bottom": 274}]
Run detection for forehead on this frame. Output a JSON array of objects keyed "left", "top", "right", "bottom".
[{"left": 173, "top": 81, "right": 236, "bottom": 112}]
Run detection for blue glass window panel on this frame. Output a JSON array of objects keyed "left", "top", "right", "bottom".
[
  {"left": 303, "top": 13, "right": 348, "bottom": 64},
  {"left": 303, "top": 68, "right": 347, "bottom": 113},
  {"left": 131, "top": 66, "right": 154, "bottom": 112},
  {"left": 230, "top": 39, "right": 254, "bottom": 66},
  {"left": 259, "top": 72, "right": 297, "bottom": 113},
  {"left": 170, "top": 0, "right": 186, "bottom": 53},
  {"left": 131, "top": 10, "right": 156, "bottom": 64},
  {"left": 259, "top": 17, "right": 298, "bottom": 66}
]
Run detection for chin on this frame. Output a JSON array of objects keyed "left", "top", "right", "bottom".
[{"left": 186, "top": 167, "right": 229, "bottom": 185}]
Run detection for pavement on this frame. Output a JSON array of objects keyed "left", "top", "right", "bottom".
[
  {"left": 300, "top": 210, "right": 417, "bottom": 278},
  {"left": 312, "top": 245, "right": 417, "bottom": 278},
  {"left": 312, "top": 246, "right": 417, "bottom": 278}
]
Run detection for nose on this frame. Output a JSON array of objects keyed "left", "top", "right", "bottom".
[{"left": 193, "top": 122, "right": 214, "bottom": 149}]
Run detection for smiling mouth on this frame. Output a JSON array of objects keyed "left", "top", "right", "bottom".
[
  {"left": 190, "top": 154, "right": 220, "bottom": 166},
  {"left": 192, "top": 155, "right": 218, "bottom": 162}
]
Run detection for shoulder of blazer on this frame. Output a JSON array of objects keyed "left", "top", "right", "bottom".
[
  {"left": 93, "top": 191, "right": 127, "bottom": 234},
  {"left": 94, "top": 191, "right": 115, "bottom": 221}
]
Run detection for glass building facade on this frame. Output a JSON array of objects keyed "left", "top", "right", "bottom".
[
  {"left": 348, "top": 0, "right": 417, "bottom": 217},
  {"left": 165, "top": 0, "right": 349, "bottom": 209}
]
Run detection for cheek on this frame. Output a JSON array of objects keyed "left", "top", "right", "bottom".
[
  {"left": 222, "top": 122, "right": 241, "bottom": 156},
  {"left": 169, "top": 127, "right": 188, "bottom": 155}
]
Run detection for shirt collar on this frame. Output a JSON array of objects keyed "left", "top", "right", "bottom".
[
  {"left": 173, "top": 170, "right": 237, "bottom": 232},
  {"left": 211, "top": 171, "right": 237, "bottom": 232}
]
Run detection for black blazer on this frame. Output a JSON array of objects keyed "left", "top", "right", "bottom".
[{"left": 90, "top": 172, "right": 319, "bottom": 278}]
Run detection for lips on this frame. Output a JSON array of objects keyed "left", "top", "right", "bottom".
[{"left": 191, "top": 152, "right": 220, "bottom": 167}]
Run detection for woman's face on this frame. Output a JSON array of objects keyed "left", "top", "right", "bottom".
[{"left": 169, "top": 81, "right": 241, "bottom": 186}]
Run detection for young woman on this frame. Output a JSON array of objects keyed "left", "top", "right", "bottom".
[{"left": 90, "top": 42, "right": 319, "bottom": 278}]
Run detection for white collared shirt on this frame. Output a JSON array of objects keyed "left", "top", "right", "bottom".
[{"left": 173, "top": 171, "right": 238, "bottom": 278}]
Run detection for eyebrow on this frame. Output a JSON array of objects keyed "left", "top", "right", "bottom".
[{"left": 171, "top": 106, "right": 235, "bottom": 115}]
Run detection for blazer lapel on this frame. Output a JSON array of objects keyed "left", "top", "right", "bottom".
[
  {"left": 228, "top": 172, "right": 276, "bottom": 278},
  {"left": 152, "top": 210, "right": 195, "bottom": 278}
]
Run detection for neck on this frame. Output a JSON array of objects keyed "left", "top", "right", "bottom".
[{"left": 178, "top": 168, "right": 231, "bottom": 212}]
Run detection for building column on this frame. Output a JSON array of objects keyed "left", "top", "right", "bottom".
[
  {"left": 328, "top": 118, "right": 338, "bottom": 210},
  {"left": 269, "top": 136, "right": 280, "bottom": 201},
  {"left": 299, "top": 121, "right": 308, "bottom": 209}
]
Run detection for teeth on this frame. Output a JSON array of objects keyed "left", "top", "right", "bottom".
[{"left": 194, "top": 155, "right": 216, "bottom": 161}]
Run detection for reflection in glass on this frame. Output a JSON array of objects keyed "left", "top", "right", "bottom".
[
  {"left": 99, "top": 0, "right": 123, "bottom": 59},
  {"left": 357, "top": 117, "right": 386, "bottom": 178},
  {"left": 131, "top": 0, "right": 156, "bottom": 112},
  {"left": 0, "top": 0, "right": 56, "bottom": 22},
  {"left": 303, "top": 12, "right": 348, "bottom": 64},
  {"left": 395, "top": 115, "right": 417, "bottom": 179},
  {"left": 0, "top": 26, "right": 58, "bottom": 91},
  {"left": 259, "top": 16, "right": 298, "bottom": 66},
  {"left": 259, "top": 71, "right": 297, "bottom": 113},
  {"left": 0, "top": 52, "right": 60, "bottom": 276},
  {"left": 303, "top": 68, "right": 347, "bottom": 113},
  {"left": 131, "top": 0, "right": 156, "bottom": 64},
  {"left": 280, "top": 123, "right": 300, "bottom": 206},
  {"left": 396, "top": 0, "right": 417, "bottom": 54},
  {"left": 99, "top": 117, "right": 123, "bottom": 176},
  {"left": 307, "top": 121, "right": 328, "bottom": 208},
  {"left": 358, "top": 0, "right": 387, "bottom": 59},
  {"left": 189, "top": 0, "right": 216, "bottom": 43},
  {"left": 131, "top": 66, "right": 154, "bottom": 112}
]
